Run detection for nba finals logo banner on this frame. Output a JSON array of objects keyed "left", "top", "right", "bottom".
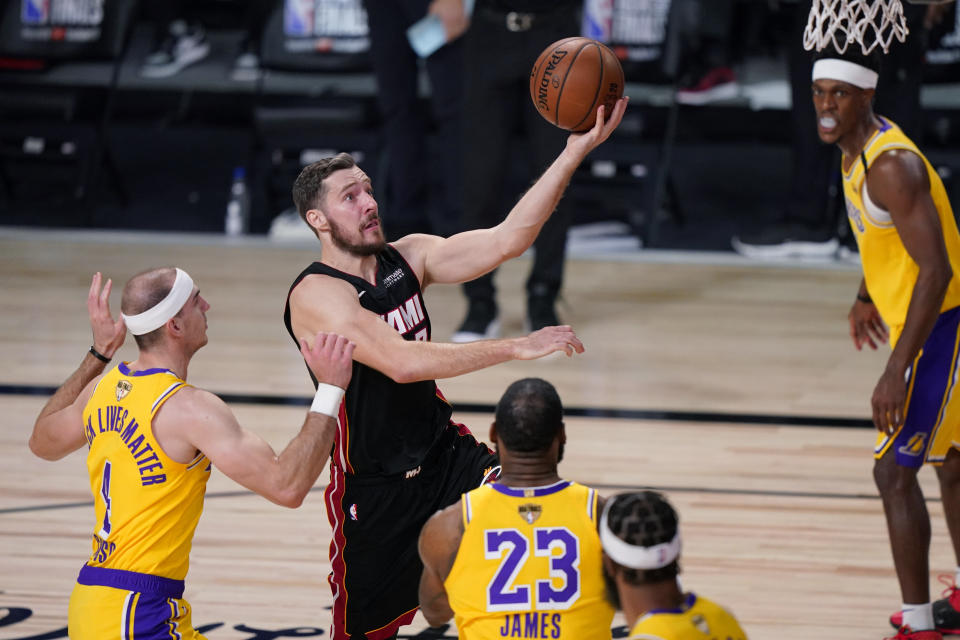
[
  {"left": 20, "top": 0, "right": 104, "bottom": 43},
  {"left": 282, "top": 0, "right": 369, "bottom": 53}
]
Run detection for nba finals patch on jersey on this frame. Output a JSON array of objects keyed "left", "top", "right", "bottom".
[{"left": 517, "top": 503, "right": 541, "bottom": 524}]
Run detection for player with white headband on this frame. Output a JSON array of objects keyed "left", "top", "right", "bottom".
[
  {"left": 812, "top": 44, "right": 960, "bottom": 640},
  {"left": 29, "top": 267, "right": 355, "bottom": 640},
  {"left": 600, "top": 490, "right": 746, "bottom": 639},
  {"left": 120, "top": 267, "right": 196, "bottom": 336}
]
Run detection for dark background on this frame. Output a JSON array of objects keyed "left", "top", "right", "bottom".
[{"left": 1, "top": 0, "right": 959, "bottom": 251}]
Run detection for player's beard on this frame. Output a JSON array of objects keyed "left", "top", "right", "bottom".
[{"left": 328, "top": 215, "right": 386, "bottom": 256}]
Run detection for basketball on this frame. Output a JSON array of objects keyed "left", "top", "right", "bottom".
[{"left": 529, "top": 37, "right": 625, "bottom": 133}]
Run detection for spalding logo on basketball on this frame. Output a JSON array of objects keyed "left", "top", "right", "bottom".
[{"left": 529, "top": 36, "right": 625, "bottom": 132}]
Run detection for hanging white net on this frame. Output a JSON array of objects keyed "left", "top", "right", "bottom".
[{"left": 803, "top": 0, "right": 909, "bottom": 54}]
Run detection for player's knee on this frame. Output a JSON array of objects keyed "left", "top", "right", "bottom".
[
  {"left": 937, "top": 450, "right": 960, "bottom": 486},
  {"left": 873, "top": 458, "right": 918, "bottom": 495}
]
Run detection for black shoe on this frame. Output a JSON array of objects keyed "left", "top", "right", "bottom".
[
  {"left": 527, "top": 295, "right": 559, "bottom": 332},
  {"left": 451, "top": 299, "right": 499, "bottom": 343},
  {"left": 731, "top": 222, "right": 839, "bottom": 260}
]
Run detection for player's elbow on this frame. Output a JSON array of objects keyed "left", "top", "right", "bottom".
[
  {"left": 419, "top": 587, "right": 454, "bottom": 627},
  {"left": 486, "top": 224, "right": 530, "bottom": 262},
  {"left": 924, "top": 261, "right": 953, "bottom": 295},
  {"left": 386, "top": 363, "right": 427, "bottom": 385},
  {"left": 500, "top": 235, "right": 529, "bottom": 261},
  {"left": 28, "top": 430, "right": 63, "bottom": 461},
  {"left": 942, "top": 263, "right": 954, "bottom": 289},
  {"left": 422, "top": 607, "right": 452, "bottom": 628},
  {"left": 27, "top": 435, "right": 47, "bottom": 459},
  {"left": 273, "top": 486, "right": 309, "bottom": 509}
]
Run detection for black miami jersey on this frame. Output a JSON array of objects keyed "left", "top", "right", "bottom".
[{"left": 284, "top": 244, "right": 453, "bottom": 476}]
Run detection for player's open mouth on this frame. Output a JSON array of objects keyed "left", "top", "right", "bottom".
[
  {"left": 819, "top": 116, "right": 837, "bottom": 131},
  {"left": 362, "top": 218, "right": 379, "bottom": 231}
]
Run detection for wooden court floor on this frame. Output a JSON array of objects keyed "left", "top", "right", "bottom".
[{"left": 0, "top": 228, "right": 950, "bottom": 639}]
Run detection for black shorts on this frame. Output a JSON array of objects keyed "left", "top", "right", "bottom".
[{"left": 323, "top": 422, "right": 498, "bottom": 639}]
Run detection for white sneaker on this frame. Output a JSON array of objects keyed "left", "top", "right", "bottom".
[{"left": 140, "top": 20, "right": 211, "bottom": 79}]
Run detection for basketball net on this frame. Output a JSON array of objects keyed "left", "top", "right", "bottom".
[{"left": 803, "top": 0, "right": 909, "bottom": 54}]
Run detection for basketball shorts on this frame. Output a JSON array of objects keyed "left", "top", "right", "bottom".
[
  {"left": 68, "top": 565, "right": 205, "bottom": 640},
  {"left": 324, "top": 422, "right": 499, "bottom": 639},
  {"left": 875, "top": 306, "right": 960, "bottom": 467}
]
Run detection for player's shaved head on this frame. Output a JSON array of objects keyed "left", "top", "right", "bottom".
[
  {"left": 122, "top": 267, "right": 177, "bottom": 350},
  {"left": 494, "top": 378, "right": 563, "bottom": 453}
]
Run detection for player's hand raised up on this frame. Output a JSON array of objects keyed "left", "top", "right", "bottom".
[
  {"left": 88, "top": 272, "right": 125, "bottom": 360},
  {"left": 512, "top": 325, "right": 585, "bottom": 360},
  {"left": 566, "top": 97, "right": 629, "bottom": 159}
]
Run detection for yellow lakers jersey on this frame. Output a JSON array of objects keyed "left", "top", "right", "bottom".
[
  {"left": 629, "top": 593, "right": 747, "bottom": 640},
  {"left": 81, "top": 362, "right": 210, "bottom": 580},
  {"left": 842, "top": 117, "right": 960, "bottom": 335},
  {"left": 444, "top": 480, "right": 615, "bottom": 640}
]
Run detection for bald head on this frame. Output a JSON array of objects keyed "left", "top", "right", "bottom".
[
  {"left": 121, "top": 267, "right": 177, "bottom": 349},
  {"left": 122, "top": 267, "right": 177, "bottom": 314}
]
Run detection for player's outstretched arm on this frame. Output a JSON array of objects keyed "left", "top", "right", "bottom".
[
  {"left": 160, "top": 332, "right": 354, "bottom": 508},
  {"left": 418, "top": 503, "right": 463, "bottom": 627},
  {"left": 30, "top": 272, "right": 126, "bottom": 460},
  {"left": 403, "top": 97, "right": 629, "bottom": 288},
  {"left": 865, "top": 150, "right": 952, "bottom": 432},
  {"left": 290, "top": 276, "right": 584, "bottom": 384}
]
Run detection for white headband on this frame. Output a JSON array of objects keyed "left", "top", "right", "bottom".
[
  {"left": 600, "top": 499, "right": 682, "bottom": 570},
  {"left": 812, "top": 59, "right": 879, "bottom": 89},
  {"left": 121, "top": 268, "right": 195, "bottom": 336}
]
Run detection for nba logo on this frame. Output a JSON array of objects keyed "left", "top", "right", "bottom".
[
  {"left": 582, "top": 0, "right": 612, "bottom": 42},
  {"left": 284, "top": 0, "right": 314, "bottom": 37},
  {"left": 21, "top": 0, "right": 49, "bottom": 25},
  {"left": 349, "top": 503, "right": 358, "bottom": 521}
]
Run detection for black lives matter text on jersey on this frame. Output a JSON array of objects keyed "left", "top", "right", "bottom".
[{"left": 84, "top": 405, "right": 167, "bottom": 486}]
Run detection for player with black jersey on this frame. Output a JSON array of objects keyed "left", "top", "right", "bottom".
[{"left": 284, "top": 97, "right": 626, "bottom": 640}]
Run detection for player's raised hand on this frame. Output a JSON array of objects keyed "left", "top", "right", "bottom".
[
  {"left": 300, "top": 332, "right": 355, "bottom": 389},
  {"left": 88, "top": 272, "right": 125, "bottom": 359},
  {"left": 567, "top": 96, "right": 629, "bottom": 157},
  {"left": 848, "top": 299, "right": 888, "bottom": 351},
  {"left": 513, "top": 325, "right": 585, "bottom": 360}
]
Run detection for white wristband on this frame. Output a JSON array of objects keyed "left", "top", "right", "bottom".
[{"left": 310, "top": 383, "right": 344, "bottom": 418}]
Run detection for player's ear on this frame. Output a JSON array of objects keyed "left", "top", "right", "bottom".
[
  {"left": 306, "top": 208, "right": 328, "bottom": 234},
  {"left": 558, "top": 423, "right": 566, "bottom": 446},
  {"left": 489, "top": 422, "right": 498, "bottom": 446},
  {"left": 167, "top": 315, "right": 183, "bottom": 336}
]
